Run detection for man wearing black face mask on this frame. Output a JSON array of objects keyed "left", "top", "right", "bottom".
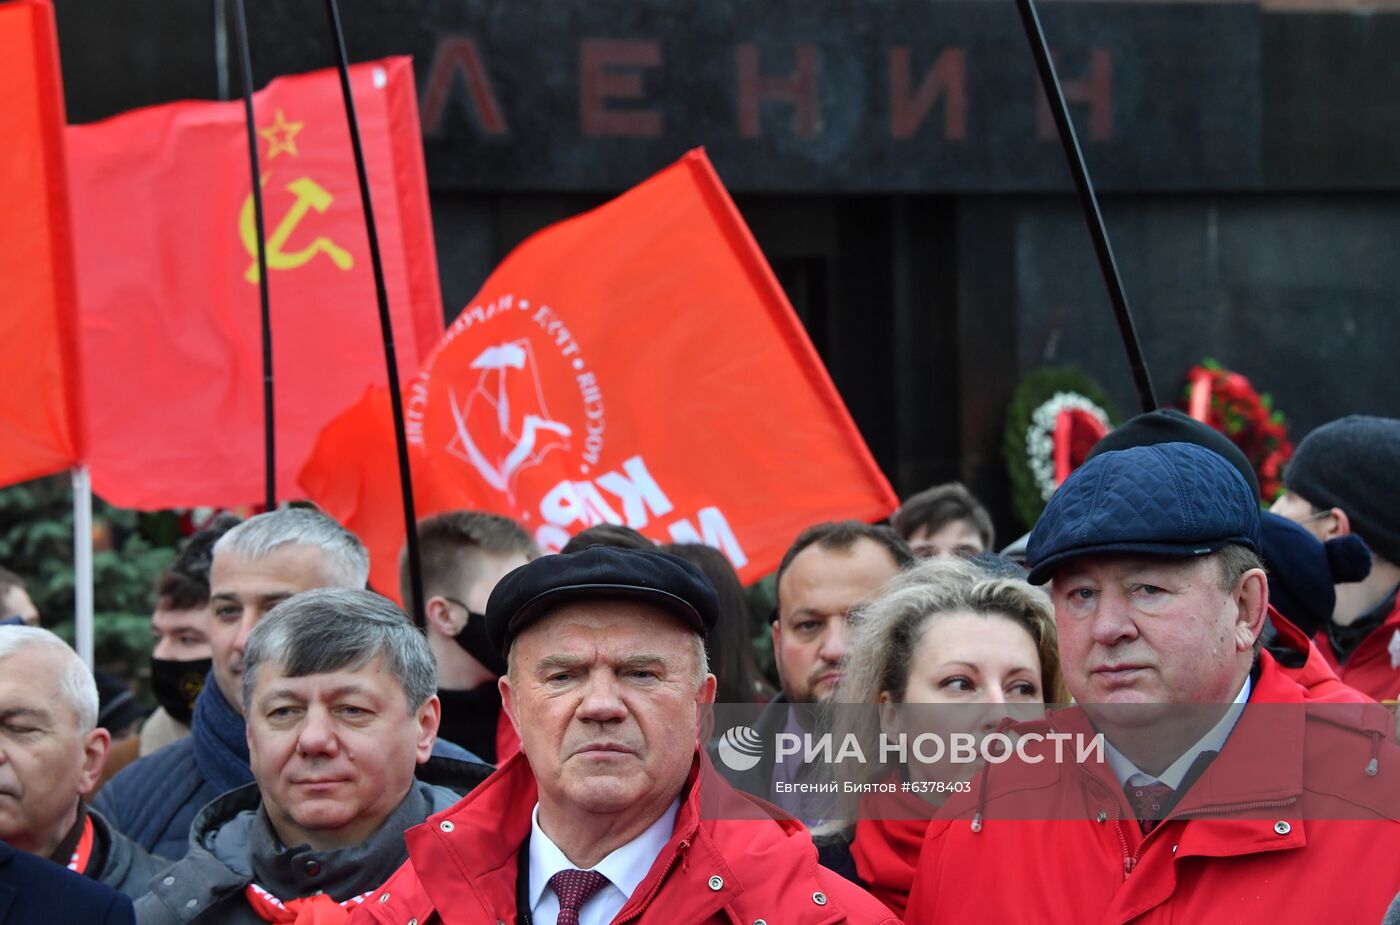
[
  {"left": 402, "top": 511, "right": 538, "bottom": 764},
  {"left": 140, "top": 514, "right": 241, "bottom": 757}
]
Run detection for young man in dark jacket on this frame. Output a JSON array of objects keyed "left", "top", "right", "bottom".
[{"left": 137, "top": 588, "right": 491, "bottom": 923}]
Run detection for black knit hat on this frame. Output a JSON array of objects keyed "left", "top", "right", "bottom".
[
  {"left": 1285, "top": 415, "right": 1400, "bottom": 565},
  {"left": 1087, "top": 408, "right": 1260, "bottom": 501}
]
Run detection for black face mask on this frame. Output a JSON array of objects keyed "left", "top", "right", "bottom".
[
  {"left": 449, "top": 601, "right": 507, "bottom": 677},
  {"left": 150, "top": 657, "right": 211, "bottom": 724}
]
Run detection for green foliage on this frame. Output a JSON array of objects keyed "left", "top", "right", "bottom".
[
  {"left": 1003, "top": 366, "right": 1118, "bottom": 531},
  {"left": 0, "top": 474, "right": 177, "bottom": 681}
]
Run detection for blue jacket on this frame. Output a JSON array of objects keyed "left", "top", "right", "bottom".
[
  {"left": 0, "top": 839, "right": 134, "bottom": 925},
  {"left": 93, "top": 675, "right": 485, "bottom": 859}
]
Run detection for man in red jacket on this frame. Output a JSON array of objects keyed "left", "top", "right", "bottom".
[
  {"left": 353, "top": 546, "right": 896, "bottom": 925},
  {"left": 905, "top": 442, "right": 1400, "bottom": 924},
  {"left": 1271, "top": 415, "right": 1400, "bottom": 702}
]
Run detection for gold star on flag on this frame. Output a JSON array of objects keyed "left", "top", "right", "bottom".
[{"left": 259, "top": 109, "right": 304, "bottom": 159}]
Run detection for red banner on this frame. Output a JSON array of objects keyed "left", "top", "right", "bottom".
[
  {"left": 302, "top": 149, "right": 896, "bottom": 593},
  {"left": 0, "top": 0, "right": 83, "bottom": 487},
  {"left": 65, "top": 57, "right": 442, "bottom": 508}
]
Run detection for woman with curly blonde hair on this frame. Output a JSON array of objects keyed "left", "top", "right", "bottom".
[{"left": 817, "top": 556, "right": 1065, "bottom": 917}]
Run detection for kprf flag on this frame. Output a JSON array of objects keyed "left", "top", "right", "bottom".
[
  {"left": 65, "top": 57, "right": 442, "bottom": 509},
  {"left": 0, "top": 0, "right": 83, "bottom": 487},
  {"left": 302, "top": 149, "right": 896, "bottom": 591}
]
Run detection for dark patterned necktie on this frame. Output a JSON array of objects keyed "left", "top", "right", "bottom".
[
  {"left": 548, "top": 869, "right": 610, "bottom": 925},
  {"left": 1126, "top": 782, "right": 1175, "bottom": 835}
]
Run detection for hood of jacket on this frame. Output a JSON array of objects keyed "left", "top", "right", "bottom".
[{"left": 135, "top": 757, "right": 479, "bottom": 925}]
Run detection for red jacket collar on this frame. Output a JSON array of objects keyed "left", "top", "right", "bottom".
[{"left": 400, "top": 750, "right": 772, "bottom": 922}]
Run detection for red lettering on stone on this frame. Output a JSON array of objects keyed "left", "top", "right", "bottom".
[
  {"left": 420, "top": 36, "right": 508, "bottom": 136},
  {"left": 890, "top": 47, "right": 966, "bottom": 141},
  {"left": 736, "top": 43, "right": 820, "bottom": 139},
  {"left": 1036, "top": 49, "right": 1112, "bottom": 142},
  {"left": 579, "top": 39, "right": 664, "bottom": 137}
]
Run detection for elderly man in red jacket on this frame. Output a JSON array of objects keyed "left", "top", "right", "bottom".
[
  {"left": 353, "top": 546, "right": 896, "bottom": 925},
  {"left": 905, "top": 442, "right": 1400, "bottom": 924}
]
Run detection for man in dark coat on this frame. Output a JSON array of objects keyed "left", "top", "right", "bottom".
[
  {"left": 716, "top": 521, "right": 910, "bottom": 822},
  {"left": 0, "top": 840, "right": 133, "bottom": 924},
  {"left": 137, "top": 588, "right": 492, "bottom": 923}
]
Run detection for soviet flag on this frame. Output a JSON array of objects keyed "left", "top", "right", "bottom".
[{"left": 66, "top": 56, "right": 442, "bottom": 508}]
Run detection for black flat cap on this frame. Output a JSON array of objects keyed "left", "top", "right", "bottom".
[{"left": 485, "top": 546, "right": 719, "bottom": 656}]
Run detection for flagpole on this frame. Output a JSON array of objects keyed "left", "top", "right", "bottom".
[
  {"left": 72, "top": 466, "right": 94, "bottom": 670},
  {"left": 1013, "top": 0, "right": 1158, "bottom": 413},
  {"left": 230, "top": 0, "right": 277, "bottom": 509},
  {"left": 321, "top": 0, "right": 426, "bottom": 626}
]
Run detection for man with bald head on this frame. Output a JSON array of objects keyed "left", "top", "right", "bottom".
[{"left": 0, "top": 627, "right": 159, "bottom": 897}]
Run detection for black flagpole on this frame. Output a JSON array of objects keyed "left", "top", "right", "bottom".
[
  {"left": 230, "top": 0, "right": 277, "bottom": 509},
  {"left": 1013, "top": 0, "right": 1158, "bottom": 413},
  {"left": 321, "top": 0, "right": 426, "bottom": 626}
]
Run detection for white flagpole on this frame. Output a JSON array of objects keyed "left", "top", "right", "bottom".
[{"left": 72, "top": 465, "right": 94, "bottom": 669}]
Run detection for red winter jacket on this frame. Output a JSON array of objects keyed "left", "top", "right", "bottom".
[
  {"left": 904, "top": 654, "right": 1400, "bottom": 924},
  {"left": 1267, "top": 604, "right": 1375, "bottom": 703},
  {"left": 349, "top": 751, "right": 897, "bottom": 925},
  {"left": 1314, "top": 593, "right": 1400, "bottom": 703}
]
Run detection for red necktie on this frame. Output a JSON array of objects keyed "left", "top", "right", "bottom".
[
  {"left": 1126, "top": 782, "right": 1175, "bottom": 835},
  {"left": 548, "top": 869, "right": 610, "bottom": 925}
]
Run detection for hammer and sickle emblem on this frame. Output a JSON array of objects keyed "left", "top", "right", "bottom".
[{"left": 239, "top": 176, "right": 354, "bottom": 283}]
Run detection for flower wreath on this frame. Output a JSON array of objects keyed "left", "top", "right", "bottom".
[
  {"left": 1180, "top": 359, "right": 1293, "bottom": 503},
  {"left": 1004, "top": 367, "right": 1118, "bottom": 530}
]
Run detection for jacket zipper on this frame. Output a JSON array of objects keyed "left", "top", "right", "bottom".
[
  {"left": 611, "top": 839, "right": 690, "bottom": 925},
  {"left": 1123, "top": 797, "right": 1299, "bottom": 878}
]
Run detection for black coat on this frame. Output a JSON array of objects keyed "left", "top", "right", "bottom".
[{"left": 0, "top": 839, "right": 134, "bottom": 924}]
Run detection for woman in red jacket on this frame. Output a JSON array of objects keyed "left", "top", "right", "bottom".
[{"left": 818, "top": 556, "right": 1067, "bottom": 918}]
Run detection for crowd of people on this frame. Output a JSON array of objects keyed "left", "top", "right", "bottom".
[{"left": 1, "top": 411, "right": 1398, "bottom": 923}]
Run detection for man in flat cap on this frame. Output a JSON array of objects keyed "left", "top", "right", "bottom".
[
  {"left": 353, "top": 546, "right": 896, "bottom": 925},
  {"left": 904, "top": 442, "right": 1400, "bottom": 924}
]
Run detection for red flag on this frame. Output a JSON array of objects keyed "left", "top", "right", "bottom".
[
  {"left": 302, "top": 149, "right": 896, "bottom": 591},
  {"left": 0, "top": 0, "right": 83, "bottom": 486},
  {"left": 65, "top": 57, "right": 442, "bottom": 508}
]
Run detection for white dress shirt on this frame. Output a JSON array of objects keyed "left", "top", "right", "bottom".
[
  {"left": 528, "top": 799, "right": 680, "bottom": 925},
  {"left": 1105, "top": 675, "right": 1252, "bottom": 790}
]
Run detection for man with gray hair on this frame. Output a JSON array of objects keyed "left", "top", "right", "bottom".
[
  {"left": 137, "top": 589, "right": 490, "bottom": 923},
  {"left": 359, "top": 547, "right": 896, "bottom": 925},
  {"left": 96, "top": 507, "right": 480, "bottom": 859},
  {"left": 0, "top": 627, "right": 160, "bottom": 897}
]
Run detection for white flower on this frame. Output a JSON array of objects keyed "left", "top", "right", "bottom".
[{"left": 1024, "top": 392, "right": 1111, "bottom": 502}]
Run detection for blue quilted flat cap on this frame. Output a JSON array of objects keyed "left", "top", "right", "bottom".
[{"left": 1026, "top": 442, "right": 1260, "bottom": 585}]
